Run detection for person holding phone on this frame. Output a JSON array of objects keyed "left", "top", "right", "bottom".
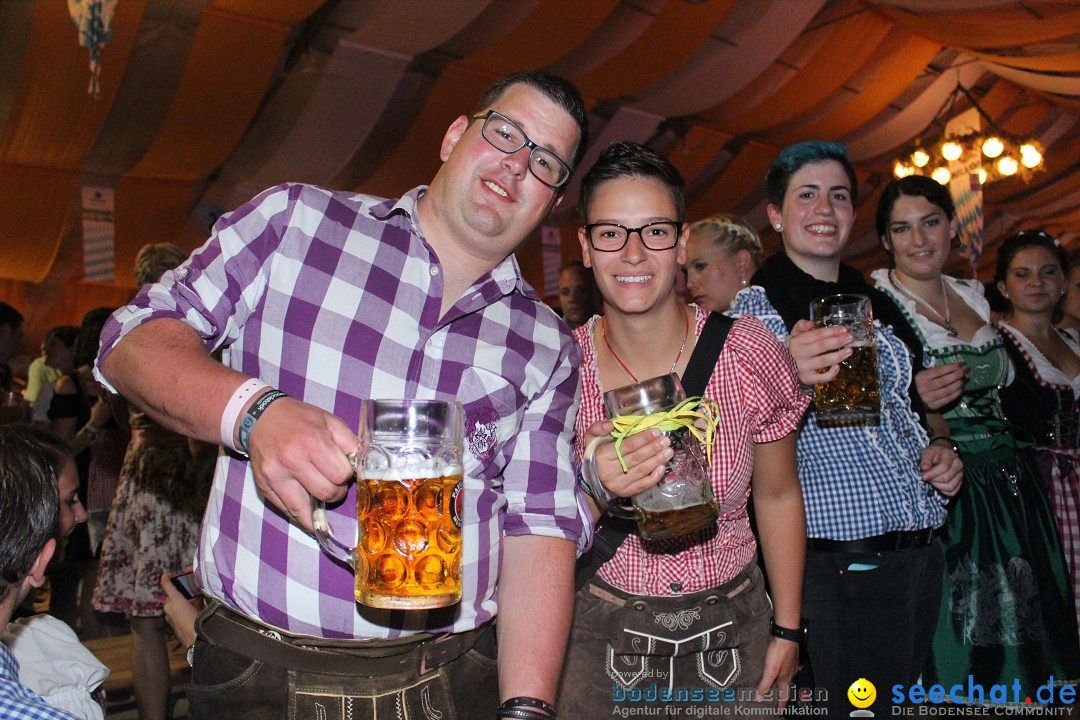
[{"left": 160, "top": 572, "right": 200, "bottom": 665}]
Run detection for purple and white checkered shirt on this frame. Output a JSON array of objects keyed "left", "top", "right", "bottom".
[{"left": 96, "top": 183, "right": 587, "bottom": 639}]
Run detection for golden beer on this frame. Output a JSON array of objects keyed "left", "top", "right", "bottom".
[
  {"left": 313, "top": 399, "right": 465, "bottom": 611},
  {"left": 813, "top": 342, "right": 880, "bottom": 423},
  {"left": 355, "top": 470, "right": 463, "bottom": 610}
]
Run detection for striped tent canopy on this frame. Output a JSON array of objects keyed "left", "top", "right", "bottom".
[{"left": 2, "top": 0, "right": 1079, "bottom": 341}]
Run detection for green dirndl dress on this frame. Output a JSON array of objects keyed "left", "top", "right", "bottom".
[{"left": 875, "top": 276, "right": 1080, "bottom": 695}]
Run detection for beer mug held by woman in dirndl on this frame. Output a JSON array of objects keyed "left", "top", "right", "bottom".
[
  {"left": 313, "top": 399, "right": 464, "bottom": 610},
  {"left": 809, "top": 293, "right": 880, "bottom": 424}
]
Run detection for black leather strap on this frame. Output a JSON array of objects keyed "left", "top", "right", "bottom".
[
  {"left": 574, "top": 312, "right": 735, "bottom": 590},
  {"left": 682, "top": 312, "right": 735, "bottom": 398}
]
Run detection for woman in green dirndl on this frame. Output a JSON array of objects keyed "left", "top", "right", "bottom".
[{"left": 872, "top": 176, "right": 1079, "bottom": 697}]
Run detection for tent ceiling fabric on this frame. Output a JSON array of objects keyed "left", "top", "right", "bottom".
[{"left": 2, "top": 0, "right": 1080, "bottom": 309}]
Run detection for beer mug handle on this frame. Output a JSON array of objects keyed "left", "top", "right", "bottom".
[
  {"left": 311, "top": 451, "right": 362, "bottom": 567},
  {"left": 312, "top": 499, "right": 355, "bottom": 567},
  {"left": 583, "top": 436, "right": 635, "bottom": 519}
]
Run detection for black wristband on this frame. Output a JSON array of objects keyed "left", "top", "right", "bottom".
[
  {"left": 496, "top": 709, "right": 552, "bottom": 720},
  {"left": 928, "top": 435, "right": 960, "bottom": 454},
  {"left": 237, "top": 389, "right": 288, "bottom": 454},
  {"left": 498, "top": 697, "right": 557, "bottom": 719},
  {"left": 770, "top": 616, "right": 807, "bottom": 645},
  {"left": 576, "top": 466, "right": 596, "bottom": 500}
]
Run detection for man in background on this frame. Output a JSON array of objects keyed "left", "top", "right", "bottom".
[
  {"left": 0, "top": 425, "right": 82, "bottom": 719},
  {"left": 557, "top": 258, "right": 600, "bottom": 329}
]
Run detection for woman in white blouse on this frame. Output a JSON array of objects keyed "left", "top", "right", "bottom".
[
  {"left": 995, "top": 229, "right": 1080, "bottom": 639},
  {"left": 872, "top": 177, "right": 1079, "bottom": 696}
]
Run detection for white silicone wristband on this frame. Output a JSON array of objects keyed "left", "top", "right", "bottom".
[{"left": 219, "top": 378, "right": 269, "bottom": 451}]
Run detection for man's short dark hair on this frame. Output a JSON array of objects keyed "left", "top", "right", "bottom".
[
  {"left": 474, "top": 70, "right": 589, "bottom": 170},
  {"left": 0, "top": 302, "right": 23, "bottom": 333},
  {"left": 0, "top": 425, "right": 60, "bottom": 599},
  {"left": 578, "top": 140, "right": 686, "bottom": 223}
]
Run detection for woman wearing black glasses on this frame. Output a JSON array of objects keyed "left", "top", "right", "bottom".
[
  {"left": 996, "top": 230, "right": 1080, "bottom": 646},
  {"left": 557, "top": 141, "right": 808, "bottom": 716}
]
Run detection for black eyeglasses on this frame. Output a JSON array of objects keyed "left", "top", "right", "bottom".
[
  {"left": 584, "top": 221, "right": 683, "bottom": 252},
  {"left": 470, "top": 111, "right": 574, "bottom": 189}
]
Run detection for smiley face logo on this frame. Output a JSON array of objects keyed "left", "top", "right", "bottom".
[{"left": 848, "top": 678, "right": 876, "bottom": 709}]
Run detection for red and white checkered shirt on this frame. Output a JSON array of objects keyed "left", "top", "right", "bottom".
[{"left": 574, "top": 307, "right": 808, "bottom": 596}]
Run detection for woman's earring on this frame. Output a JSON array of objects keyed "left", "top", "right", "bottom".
[
  {"left": 740, "top": 277, "right": 748, "bottom": 287},
  {"left": 775, "top": 224, "right": 782, "bottom": 232}
]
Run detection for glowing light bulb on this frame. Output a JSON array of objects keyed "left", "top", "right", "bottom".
[
  {"left": 894, "top": 162, "right": 915, "bottom": 179},
  {"left": 977, "top": 168, "right": 988, "bottom": 185},
  {"left": 1020, "top": 144, "right": 1042, "bottom": 169},
  {"left": 981, "top": 136, "right": 1004, "bottom": 159},
  {"left": 997, "top": 156, "right": 1018, "bottom": 176},
  {"left": 931, "top": 166, "right": 952, "bottom": 185},
  {"left": 941, "top": 142, "right": 963, "bottom": 162},
  {"left": 911, "top": 149, "right": 930, "bottom": 168}
]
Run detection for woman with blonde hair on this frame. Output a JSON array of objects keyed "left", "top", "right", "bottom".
[{"left": 684, "top": 213, "right": 764, "bottom": 312}]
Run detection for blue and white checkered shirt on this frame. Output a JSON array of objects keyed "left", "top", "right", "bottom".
[
  {"left": 731, "top": 286, "right": 948, "bottom": 540},
  {"left": 0, "top": 643, "right": 78, "bottom": 720}
]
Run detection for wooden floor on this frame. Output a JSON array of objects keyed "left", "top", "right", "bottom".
[{"left": 82, "top": 632, "right": 191, "bottom": 694}]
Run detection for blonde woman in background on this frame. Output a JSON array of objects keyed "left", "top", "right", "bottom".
[
  {"left": 684, "top": 213, "right": 764, "bottom": 313},
  {"left": 93, "top": 243, "right": 216, "bottom": 720}
]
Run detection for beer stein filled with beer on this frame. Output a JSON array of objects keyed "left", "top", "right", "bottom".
[
  {"left": 584, "top": 373, "right": 719, "bottom": 540},
  {"left": 809, "top": 293, "right": 880, "bottom": 424},
  {"left": 314, "top": 399, "right": 464, "bottom": 610}
]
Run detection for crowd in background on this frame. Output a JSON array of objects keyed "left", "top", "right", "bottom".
[{"left": 0, "top": 71, "right": 1077, "bottom": 720}]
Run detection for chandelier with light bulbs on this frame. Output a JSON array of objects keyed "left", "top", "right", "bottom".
[{"left": 892, "top": 85, "right": 1044, "bottom": 186}]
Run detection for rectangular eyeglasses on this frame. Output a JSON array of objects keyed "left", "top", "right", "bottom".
[{"left": 471, "top": 110, "right": 573, "bottom": 189}]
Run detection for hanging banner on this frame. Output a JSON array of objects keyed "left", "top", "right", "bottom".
[
  {"left": 945, "top": 108, "right": 985, "bottom": 278},
  {"left": 541, "top": 224, "right": 561, "bottom": 298},
  {"left": 81, "top": 186, "right": 115, "bottom": 283}
]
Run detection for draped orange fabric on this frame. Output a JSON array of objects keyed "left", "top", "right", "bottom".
[
  {"left": 687, "top": 141, "right": 776, "bottom": 220},
  {"left": 872, "top": 4, "right": 1080, "bottom": 49},
  {"left": 462, "top": 0, "right": 622, "bottom": 75},
  {"left": 770, "top": 34, "right": 941, "bottom": 145},
  {"left": 971, "top": 49, "right": 1080, "bottom": 73},
  {"left": 0, "top": 165, "right": 77, "bottom": 283},
  {"left": 0, "top": 1, "right": 143, "bottom": 167},
  {"left": 114, "top": 0, "right": 326, "bottom": 284},
  {"left": 0, "top": 1, "right": 143, "bottom": 283},
  {"left": 717, "top": 13, "right": 894, "bottom": 135},
  {"left": 668, "top": 126, "right": 733, "bottom": 188},
  {"left": 357, "top": 68, "right": 491, "bottom": 199},
  {"left": 572, "top": 0, "right": 738, "bottom": 101}
]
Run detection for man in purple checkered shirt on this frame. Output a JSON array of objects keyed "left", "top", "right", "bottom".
[{"left": 94, "top": 71, "right": 590, "bottom": 720}]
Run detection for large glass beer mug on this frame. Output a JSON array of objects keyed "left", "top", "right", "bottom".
[
  {"left": 809, "top": 293, "right": 881, "bottom": 424},
  {"left": 585, "top": 374, "right": 718, "bottom": 540},
  {"left": 313, "top": 399, "right": 464, "bottom": 610}
]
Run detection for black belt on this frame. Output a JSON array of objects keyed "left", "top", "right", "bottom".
[
  {"left": 806, "top": 528, "right": 936, "bottom": 553},
  {"left": 196, "top": 601, "right": 493, "bottom": 677}
]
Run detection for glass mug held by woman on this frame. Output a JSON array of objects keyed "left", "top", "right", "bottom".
[{"left": 583, "top": 372, "right": 719, "bottom": 540}]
